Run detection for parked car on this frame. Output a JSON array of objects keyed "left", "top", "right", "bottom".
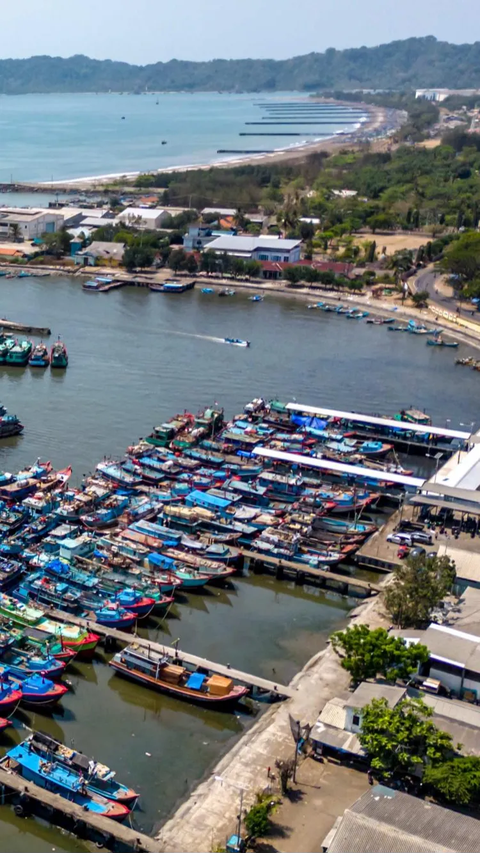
[
  {"left": 409, "top": 546, "right": 426, "bottom": 560},
  {"left": 387, "top": 532, "right": 413, "bottom": 545},
  {"left": 410, "top": 531, "right": 433, "bottom": 545}
]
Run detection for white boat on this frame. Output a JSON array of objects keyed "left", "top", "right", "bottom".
[{"left": 223, "top": 338, "right": 250, "bottom": 348}]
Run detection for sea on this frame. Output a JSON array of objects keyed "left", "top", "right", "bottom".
[
  {"left": 0, "top": 92, "right": 366, "bottom": 185},
  {"left": 0, "top": 279, "right": 477, "bottom": 849}
]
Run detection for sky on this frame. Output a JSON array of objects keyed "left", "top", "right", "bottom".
[{"left": 1, "top": 0, "right": 479, "bottom": 64}]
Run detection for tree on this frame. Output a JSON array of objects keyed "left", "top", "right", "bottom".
[
  {"left": 412, "top": 290, "right": 429, "bottom": 307},
  {"left": 9, "top": 223, "right": 20, "bottom": 242},
  {"left": 41, "top": 228, "right": 73, "bottom": 258},
  {"left": 122, "top": 245, "right": 154, "bottom": 271},
  {"left": 185, "top": 253, "right": 198, "bottom": 274},
  {"left": 424, "top": 757, "right": 480, "bottom": 806},
  {"left": 358, "top": 697, "right": 454, "bottom": 778},
  {"left": 385, "top": 553, "right": 456, "bottom": 628},
  {"left": 441, "top": 232, "right": 480, "bottom": 285},
  {"left": 331, "top": 625, "right": 429, "bottom": 686},
  {"left": 365, "top": 240, "right": 377, "bottom": 263},
  {"left": 244, "top": 260, "right": 262, "bottom": 279},
  {"left": 168, "top": 248, "right": 188, "bottom": 272},
  {"left": 244, "top": 802, "right": 271, "bottom": 838}
]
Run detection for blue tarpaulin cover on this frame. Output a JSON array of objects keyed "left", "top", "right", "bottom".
[
  {"left": 186, "top": 672, "right": 206, "bottom": 690},
  {"left": 291, "top": 415, "right": 328, "bottom": 430}
]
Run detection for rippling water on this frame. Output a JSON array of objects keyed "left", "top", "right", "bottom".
[
  {"left": 0, "top": 93, "right": 364, "bottom": 183},
  {"left": 0, "top": 277, "right": 477, "bottom": 848}
]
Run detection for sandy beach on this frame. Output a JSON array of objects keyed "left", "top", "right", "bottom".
[{"left": 22, "top": 103, "right": 396, "bottom": 192}]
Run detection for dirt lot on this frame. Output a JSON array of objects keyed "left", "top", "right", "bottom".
[
  {"left": 353, "top": 232, "right": 430, "bottom": 255},
  {"left": 258, "top": 759, "right": 370, "bottom": 853}
]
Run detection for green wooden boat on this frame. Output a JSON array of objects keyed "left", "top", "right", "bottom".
[{"left": 6, "top": 339, "right": 33, "bottom": 366}]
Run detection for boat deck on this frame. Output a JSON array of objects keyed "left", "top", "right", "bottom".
[
  {"left": 47, "top": 609, "right": 294, "bottom": 698},
  {"left": 0, "top": 766, "right": 159, "bottom": 852}
]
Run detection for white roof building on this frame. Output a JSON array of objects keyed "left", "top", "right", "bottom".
[
  {"left": 118, "top": 207, "right": 169, "bottom": 229},
  {"left": 205, "top": 235, "right": 301, "bottom": 263}
]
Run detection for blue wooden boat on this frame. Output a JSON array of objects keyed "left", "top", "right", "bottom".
[
  {"left": 0, "top": 556, "right": 23, "bottom": 588},
  {"left": 249, "top": 294, "right": 264, "bottom": 302},
  {"left": 96, "top": 462, "right": 141, "bottom": 487},
  {"left": 27, "top": 731, "right": 138, "bottom": 805},
  {"left": 0, "top": 666, "right": 68, "bottom": 707},
  {"left": 131, "top": 520, "right": 182, "bottom": 546},
  {"left": 81, "top": 496, "right": 129, "bottom": 529},
  {"left": 0, "top": 644, "right": 66, "bottom": 681},
  {"left": 201, "top": 287, "right": 214, "bottom": 294},
  {"left": 0, "top": 742, "right": 130, "bottom": 819},
  {"left": 314, "top": 517, "right": 377, "bottom": 536}
]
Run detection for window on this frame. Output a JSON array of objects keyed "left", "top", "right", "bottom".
[
  {"left": 272, "top": 255, "right": 282, "bottom": 262},
  {"left": 352, "top": 714, "right": 360, "bottom": 727},
  {"left": 283, "top": 256, "right": 289, "bottom": 262},
  {"left": 258, "top": 254, "right": 268, "bottom": 261}
]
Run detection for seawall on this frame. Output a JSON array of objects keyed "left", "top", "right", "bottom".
[{"left": 155, "top": 585, "right": 388, "bottom": 852}]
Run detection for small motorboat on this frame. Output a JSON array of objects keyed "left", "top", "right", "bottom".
[
  {"left": 29, "top": 342, "right": 50, "bottom": 367},
  {"left": 426, "top": 337, "right": 459, "bottom": 348},
  {"left": 201, "top": 287, "right": 214, "bottom": 294},
  {"left": 223, "top": 338, "right": 250, "bottom": 348},
  {"left": 218, "top": 289, "right": 235, "bottom": 297},
  {"left": 249, "top": 294, "right": 264, "bottom": 302}
]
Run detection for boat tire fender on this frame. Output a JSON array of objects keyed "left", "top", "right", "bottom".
[{"left": 14, "top": 802, "right": 26, "bottom": 817}]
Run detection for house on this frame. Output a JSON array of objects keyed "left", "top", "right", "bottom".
[
  {"left": 324, "top": 785, "right": 480, "bottom": 852},
  {"left": 311, "top": 682, "right": 406, "bottom": 760},
  {"left": 203, "top": 235, "right": 301, "bottom": 263},
  {"left": 118, "top": 207, "right": 169, "bottom": 229},
  {"left": 201, "top": 207, "right": 237, "bottom": 218},
  {"left": 0, "top": 208, "right": 64, "bottom": 240},
  {"left": 73, "top": 241, "right": 125, "bottom": 266},
  {"left": 396, "top": 587, "right": 480, "bottom": 701},
  {"left": 183, "top": 226, "right": 237, "bottom": 252},
  {"left": 312, "top": 678, "right": 480, "bottom": 759},
  {"left": 261, "top": 259, "right": 351, "bottom": 281}
]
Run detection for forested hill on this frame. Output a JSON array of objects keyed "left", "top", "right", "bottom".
[{"left": 1, "top": 37, "right": 480, "bottom": 94}]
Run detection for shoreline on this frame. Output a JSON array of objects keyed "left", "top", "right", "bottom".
[
  {"left": 12, "top": 102, "right": 399, "bottom": 192},
  {"left": 155, "top": 586, "right": 389, "bottom": 852}
]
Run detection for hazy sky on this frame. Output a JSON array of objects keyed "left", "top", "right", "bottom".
[{"left": 1, "top": 0, "right": 478, "bottom": 64}]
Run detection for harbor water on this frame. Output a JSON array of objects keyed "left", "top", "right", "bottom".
[{"left": 0, "top": 276, "right": 478, "bottom": 848}]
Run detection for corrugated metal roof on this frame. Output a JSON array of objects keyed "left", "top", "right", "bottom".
[
  {"left": 437, "top": 545, "right": 480, "bottom": 583},
  {"left": 328, "top": 786, "right": 480, "bottom": 852},
  {"left": 318, "top": 697, "right": 348, "bottom": 729},
  {"left": 348, "top": 682, "right": 406, "bottom": 709}
]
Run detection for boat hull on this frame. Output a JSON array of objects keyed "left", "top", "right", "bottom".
[{"left": 110, "top": 659, "right": 248, "bottom": 708}]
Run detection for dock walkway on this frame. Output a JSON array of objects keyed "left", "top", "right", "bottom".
[
  {"left": 239, "top": 548, "right": 383, "bottom": 594},
  {"left": 47, "top": 609, "right": 294, "bottom": 698},
  {"left": 0, "top": 766, "right": 159, "bottom": 852}
]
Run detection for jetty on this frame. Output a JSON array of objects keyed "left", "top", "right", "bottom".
[
  {"left": 47, "top": 609, "right": 294, "bottom": 698},
  {"left": 239, "top": 548, "right": 382, "bottom": 595},
  {"left": 0, "top": 766, "right": 159, "bottom": 852},
  {"left": 0, "top": 319, "right": 51, "bottom": 336}
]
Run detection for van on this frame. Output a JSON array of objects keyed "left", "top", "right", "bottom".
[
  {"left": 410, "top": 531, "right": 433, "bottom": 545},
  {"left": 387, "top": 532, "right": 413, "bottom": 545}
]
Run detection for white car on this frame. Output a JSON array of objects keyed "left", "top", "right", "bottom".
[{"left": 387, "top": 532, "right": 413, "bottom": 545}]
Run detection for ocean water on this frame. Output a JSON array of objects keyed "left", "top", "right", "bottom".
[{"left": 0, "top": 92, "right": 365, "bottom": 183}]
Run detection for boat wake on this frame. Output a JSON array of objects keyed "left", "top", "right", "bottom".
[{"left": 161, "top": 329, "right": 225, "bottom": 344}]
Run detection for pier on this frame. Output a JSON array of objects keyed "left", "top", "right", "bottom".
[
  {"left": 0, "top": 766, "right": 159, "bottom": 852},
  {"left": 47, "top": 609, "right": 294, "bottom": 698},
  {"left": 0, "top": 319, "right": 51, "bottom": 336},
  {"left": 239, "top": 548, "right": 382, "bottom": 595}
]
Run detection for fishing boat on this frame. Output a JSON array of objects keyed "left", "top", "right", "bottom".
[
  {"left": 0, "top": 679, "right": 22, "bottom": 714},
  {"left": 0, "top": 556, "right": 23, "bottom": 589},
  {"left": 0, "top": 666, "right": 68, "bottom": 707},
  {"left": 0, "top": 593, "right": 99, "bottom": 659},
  {"left": 346, "top": 308, "right": 369, "bottom": 319},
  {"left": 313, "top": 517, "right": 377, "bottom": 536},
  {"left": 0, "top": 478, "right": 37, "bottom": 501},
  {"left": 249, "top": 294, "right": 264, "bottom": 302},
  {"left": 81, "top": 496, "right": 130, "bottom": 529},
  {"left": 388, "top": 324, "right": 409, "bottom": 332},
  {"left": 83, "top": 280, "right": 101, "bottom": 291},
  {"left": 29, "top": 342, "right": 50, "bottom": 367},
  {"left": 0, "top": 338, "right": 15, "bottom": 363},
  {"left": 218, "top": 289, "right": 235, "bottom": 297},
  {"left": 223, "top": 338, "right": 250, "bottom": 347},
  {"left": 151, "top": 280, "right": 196, "bottom": 294},
  {"left": 26, "top": 731, "right": 138, "bottom": 805},
  {"left": 15, "top": 628, "right": 76, "bottom": 664},
  {"left": 0, "top": 743, "right": 130, "bottom": 820},
  {"left": 50, "top": 338, "right": 68, "bottom": 368},
  {"left": 0, "top": 644, "right": 66, "bottom": 681},
  {"left": 5, "top": 339, "right": 32, "bottom": 366},
  {"left": 96, "top": 462, "right": 141, "bottom": 488},
  {"left": 110, "top": 643, "right": 249, "bottom": 707},
  {"left": 201, "top": 287, "right": 214, "bottom": 294},
  {"left": 426, "top": 337, "right": 459, "bottom": 348}
]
